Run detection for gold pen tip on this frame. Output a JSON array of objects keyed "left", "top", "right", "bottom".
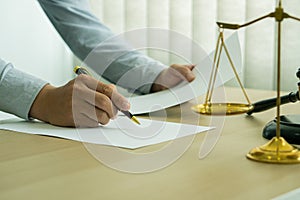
[{"left": 131, "top": 116, "right": 141, "bottom": 125}]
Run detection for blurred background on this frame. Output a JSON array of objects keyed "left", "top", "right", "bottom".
[{"left": 1, "top": 0, "right": 300, "bottom": 91}]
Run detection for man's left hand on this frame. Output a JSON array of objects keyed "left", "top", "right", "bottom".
[{"left": 151, "top": 64, "right": 196, "bottom": 92}]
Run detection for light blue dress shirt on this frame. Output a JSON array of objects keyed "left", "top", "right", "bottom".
[{"left": 0, "top": 0, "right": 166, "bottom": 120}]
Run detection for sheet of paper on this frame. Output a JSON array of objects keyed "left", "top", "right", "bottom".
[
  {"left": 272, "top": 188, "right": 300, "bottom": 200},
  {"left": 0, "top": 111, "right": 16, "bottom": 121},
  {"left": 128, "top": 32, "right": 242, "bottom": 114},
  {"left": 0, "top": 116, "right": 213, "bottom": 149}
]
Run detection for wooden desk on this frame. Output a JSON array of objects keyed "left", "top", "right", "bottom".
[{"left": 0, "top": 87, "right": 300, "bottom": 200}]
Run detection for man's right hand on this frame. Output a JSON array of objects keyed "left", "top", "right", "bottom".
[{"left": 29, "top": 75, "right": 130, "bottom": 127}]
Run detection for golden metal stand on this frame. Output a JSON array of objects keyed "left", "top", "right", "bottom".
[
  {"left": 195, "top": 0, "right": 300, "bottom": 163},
  {"left": 191, "top": 103, "right": 253, "bottom": 116},
  {"left": 191, "top": 30, "right": 253, "bottom": 115},
  {"left": 247, "top": 1, "right": 300, "bottom": 164},
  {"left": 247, "top": 137, "right": 300, "bottom": 163}
]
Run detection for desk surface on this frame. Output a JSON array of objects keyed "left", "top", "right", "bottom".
[{"left": 0, "top": 87, "right": 300, "bottom": 200}]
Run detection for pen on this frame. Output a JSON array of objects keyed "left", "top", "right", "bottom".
[{"left": 73, "top": 66, "right": 141, "bottom": 125}]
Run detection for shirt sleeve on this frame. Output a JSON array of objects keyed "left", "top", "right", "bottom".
[
  {"left": 37, "top": 0, "right": 167, "bottom": 94},
  {"left": 0, "top": 59, "right": 48, "bottom": 120}
]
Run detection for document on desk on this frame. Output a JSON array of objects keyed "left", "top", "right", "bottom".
[
  {"left": 272, "top": 188, "right": 300, "bottom": 200},
  {"left": 128, "top": 32, "right": 241, "bottom": 114},
  {"left": 0, "top": 117, "right": 213, "bottom": 149},
  {"left": 0, "top": 111, "right": 16, "bottom": 121}
]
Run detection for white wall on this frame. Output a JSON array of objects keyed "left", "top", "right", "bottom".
[{"left": 0, "top": 0, "right": 73, "bottom": 86}]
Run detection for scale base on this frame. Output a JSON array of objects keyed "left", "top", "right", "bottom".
[
  {"left": 191, "top": 103, "right": 254, "bottom": 115},
  {"left": 246, "top": 137, "right": 300, "bottom": 164}
]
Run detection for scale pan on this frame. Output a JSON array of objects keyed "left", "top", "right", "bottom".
[{"left": 191, "top": 103, "right": 254, "bottom": 115}]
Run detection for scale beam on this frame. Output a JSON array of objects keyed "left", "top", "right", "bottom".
[{"left": 217, "top": 4, "right": 300, "bottom": 31}]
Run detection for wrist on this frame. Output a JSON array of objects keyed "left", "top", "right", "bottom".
[
  {"left": 29, "top": 84, "right": 55, "bottom": 122},
  {"left": 150, "top": 83, "right": 165, "bottom": 93},
  {"left": 150, "top": 69, "right": 167, "bottom": 93}
]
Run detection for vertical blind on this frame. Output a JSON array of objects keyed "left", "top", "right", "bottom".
[{"left": 89, "top": 0, "right": 300, "bottom": 91}]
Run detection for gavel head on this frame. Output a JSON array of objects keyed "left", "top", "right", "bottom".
[{"left": 297, "top": 68, "right": 300, "bottom": 79}]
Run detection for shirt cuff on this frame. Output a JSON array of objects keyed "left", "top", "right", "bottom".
[{"left": 0, "top": 62, "right": 48, "bottom": 120}]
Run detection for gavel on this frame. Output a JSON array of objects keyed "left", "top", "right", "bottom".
[{"left": 247, "top": 68, "right": 300, "bottom": 115}]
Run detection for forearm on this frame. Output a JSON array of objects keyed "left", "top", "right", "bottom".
[
  {"left": 37, "top": 0, "right": 166, "bottom": 94},
  {"left": 0, "top": 59, "right": 48, "bottom": 120}
]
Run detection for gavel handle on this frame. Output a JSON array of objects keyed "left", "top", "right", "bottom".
[{"left": 247, "top": 91, "right": 299, "bottom": 115}]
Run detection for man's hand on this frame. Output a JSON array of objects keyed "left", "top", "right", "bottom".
[
  {"left": 151, "top": 64, "right": 196, "bottom": 92},
  {"left": 29, "top": 75, "right": 130, "bottom": 127}
]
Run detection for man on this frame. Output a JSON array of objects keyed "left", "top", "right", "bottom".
[{"left": 0, "top": 0, "right": 195, "bottom": 127}]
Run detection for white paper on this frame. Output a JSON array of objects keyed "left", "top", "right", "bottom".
[
  {"left": 0, "top": 111, "right": 16, "bottom": 121},
  {"left": 128, "top": 32, "right": 242, "bottom": 114},
  {"left": 0, "top": 116, "right": 213, "bottom": 149},
  {"left": 272, "top": 188, "right": 300, "bottom": 200}
]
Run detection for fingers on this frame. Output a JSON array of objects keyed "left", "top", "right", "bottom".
[
  {"left": 94, "top": 92, "right": 118, "bottom": 119},
  {"left": 75, "top": 114, "right": 99, "bottom": 128},
  {"left": 151, "top": 64, "right": 196, "bottom": 92},
  {"left": 78, "top": 75, "right": 130, "bottom": 111},
  {"left": 73, "top": 75, "right": 128, "bottom": 126},
  {"left": 187, "top": 64, "right": 196, "bottom": 71},
  {"left": 170, "top": 64, "right": 196, "bottom": 82},
  {"left": 96, "top": 83, "right": 130, "bottom": 111},
  {"left": 74, "top": 101, "right": 115, "bottom": 127}
]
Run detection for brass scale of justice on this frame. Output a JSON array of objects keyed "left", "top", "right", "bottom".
[{"left": 191, "top": 0, "right": 300, "bottom": 163}]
